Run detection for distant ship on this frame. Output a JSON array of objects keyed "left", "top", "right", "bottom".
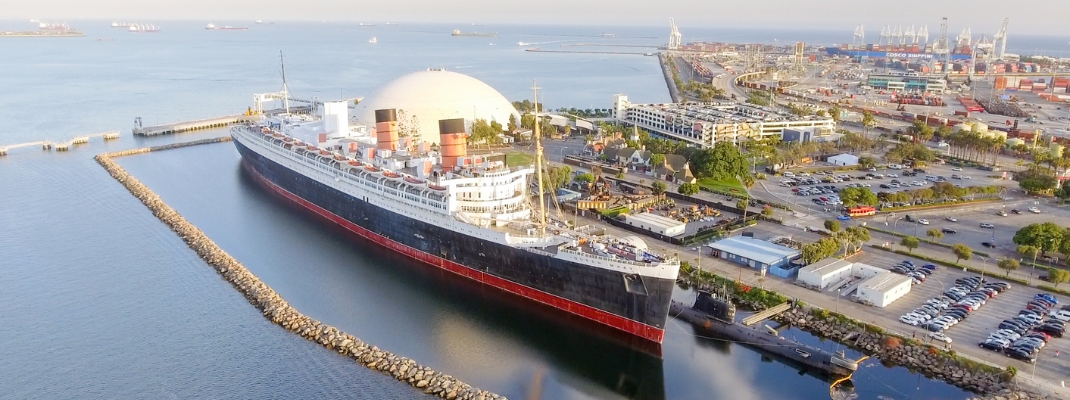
[
  {"left": 128, "top": 24, "right": 160, "bottom": 33},
  {"left": 359, "top": 23, "right": 377, "bottom": 27},
  {"left": 452, "top": 29, "right": 496, "bottom": 37},
  {"left": 368, "top": 37, "right": 377, "bottom": 44},
  {"left": 1, "top": 22, "right": 83, "bottom": 38},
  {"left": 601, "top": 33, "right": 616, "bottom": 38},
  {"left": 111, "top": 22, "right": 133, "bottom": 28},
  {"left": 255, "top": 20, "right": 274, "bottom": 25},
  {"left": 517, "top": 41, "right": 529, "bottom": 46},
  {"left": 38, "top": 22, "right": 72, "bottom": 31},
  {"left": 206, "top": 23, "right": 248, "bottom": 31}
]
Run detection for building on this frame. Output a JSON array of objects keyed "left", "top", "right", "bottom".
[
  {"left": 855, "top": 270, "right": 913, "bottom": 307},
  {"left": 796, "top": 258, "right": 854, "bottom": 289},
  {"left": 653, "top": 154, "right": 696, "bottom": 184},
  {"left": 611, "top": 94, "right": 835, "bottom": 148},
  {"left": 623, "top": 212, "right": 686, "bottom": 236},
  {"left": 827, "top": 153, "right": 859, "bottom": 166},
  {"left": 354, "top": 69, "right": 520, "bottom": 145},
  {"left": 706, "top": 236, "right": 801, "bottom": 272},
  {"left": 866, "top": 74, "right": 948, "bottom": 93}
]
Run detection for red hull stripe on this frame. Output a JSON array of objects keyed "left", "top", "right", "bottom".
[{"left": 246, "top": 163, "right": 665, "bottom": 343}]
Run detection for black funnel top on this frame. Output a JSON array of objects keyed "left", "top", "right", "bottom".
[
  {"left": 438, "top": 118, "right": 465, "bottom": 134},
  {"left": 375, "top": 109, "right": 397, "bottom": 123}
]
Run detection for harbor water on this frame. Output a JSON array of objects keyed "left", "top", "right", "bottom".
[{"left": 5, "top": 20, "right": 1062, "bottom": 399}]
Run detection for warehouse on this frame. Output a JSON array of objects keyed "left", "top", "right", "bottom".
[
  {"left": 855, "top": 271, "right": 913, "bottom": 308},
  {"left": 622, "top": 212, "right": 686, "bottom": 237},
  {"left": 706, "top": 236, "right": 801, "bottom": 272},
  {"left": 826, "top": 153, "right": 859, "bottom": 166},
  {"left": 796, "top": 258, "right": 854, "bottom": 289}
]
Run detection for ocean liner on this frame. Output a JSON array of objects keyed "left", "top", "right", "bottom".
[{"left": 231, "top": 82, "right": 679, "bottom": 343}]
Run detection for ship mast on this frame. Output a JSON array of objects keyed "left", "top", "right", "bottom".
[
  {"left": 280, "top": 51, "right": 290, "bottom": 114},
  {"left": 532, "top": 79, "right": 547, "bottom": 232}
]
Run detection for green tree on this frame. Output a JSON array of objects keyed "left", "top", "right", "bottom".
[
  {"left": 927, "top": 228, "right": 944, "bottom": 242},
  {"left": 651, "top": 181, "right": 668, "bottom": 195},
  {"left": 901, "top": 236, "right": 920, "bottom": 253},
  {"left": 691, "top": 142, "right": 748, "bottom": 180},
  {"left": 997, "top": 258, "right": 1020, "bottom": 277},
  {"left": 827, "top": 106, "right": 841, "bottom": 124},
  {"left": 507, "top": 114, "right": 518, "bottom": 132},
  {"left": 761, "top": 206, "right": 774, "bottom": 216},
  {"left": 469, "top": 118, "right": 503, "bottom": 146},
  {"left": 736, "top": 198, "right": 749, "bottom": 211},
  {"left": 858, "top": 155, "right": 877, "bottom": 170},
  {"left": 649, "top": 153, "right": 666, "bottom": 168},
  {"left": 1018, "top": 170, "right": 1058, "bottom": 194},
  {"left": 861, "top": 110, "right": 876, "bottom": 137},
  {"left": 824, "top": 220, "right": 841, "bottom": 233},
  {"left": 907, "top": 119, "right": 935, "bottom": 143},
  {"left": 802, "top": 238, "right": 840, "bottom": 264},
  {"left": 677, "top": 182, "right": 700, "bottom": 196},
  {"left": 1018, "top": 244, "right": 1041, "bottom": 260},
  {"left": 839, "top": 187, "right": 878, "bottom": 208},
  {"left": 1049, "top": 269, "right": 1070, "bottom": 288},
  {"left": 952, "top": 243, "right": 973, "bottom": 264},
  {"left": 615, "top": 172, "right": 625, "bottom": 179},
  {"left": 1013, "top": 222, "right": 1064, "bottom": 255},
  {"left": 574, "top": 173, "right": 595, "bottom": 184},
  {"left": 544, "top": 165, "right": 572, "bottom": 192}
]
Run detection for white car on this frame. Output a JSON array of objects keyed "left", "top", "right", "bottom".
[
  {"left": 1029, "top": 207, "right": 1041, "bottom": 214},
  {"left": 917, "top": 219, "right": 930, "bottom": 225},
  {"left": 888, "top": 173, "right": 899, "bottom": 178},
  {"left": 783, "top": 172, "right": 795, "bottom": 178},
  {"left": 928, "top": 331, "right": 954, "bottom": 344},
  {"left": 962, "top": 175, "right": 971, "bottom": 179},
  {"left": 952, "top": 167, "right": 963, "bottom": 171},
  {"left": 980, "top": 222, "right": 994, "bottom": 229},
  {"left": 798, "top": 172, "right": 811, "bottom": 177},
  {"left": 911, "top": 181, "right": 924, "bottom": 186},
  {"left": 889, "top": 164, "right": 903, "bottom": 170},
  {"left": 900, "top": 315, "right": 922, "bottom": 325},
  {"left": 946, "top": 216, "right": 958, "bottom": 222}
]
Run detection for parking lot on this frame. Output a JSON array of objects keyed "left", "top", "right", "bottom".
[{"left": 854, "top": 250, "right": 1070, "bottom": 382}]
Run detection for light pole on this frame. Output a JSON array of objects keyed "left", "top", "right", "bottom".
[
  {"left": 979, "top": 256, "right": 988, "bottom": 282},
  {"left": 893, "top": 216, "right": 905, "bottom": 232}
]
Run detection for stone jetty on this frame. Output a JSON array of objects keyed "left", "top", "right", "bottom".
[{"left": 96, "top": 136, "right": 505, "bottom": 400}]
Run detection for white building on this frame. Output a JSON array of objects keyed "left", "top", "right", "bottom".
[
  {"left": 706, "top": 236, "right": 801, "bottom": 271},
  {"left": 856, "top": 271, "right": 913, "bottom": 308},
  {"left": 827, "top": 153, "right": 859, "bottom": 166},
  {"left": 796, "top": 258, "right": 853, "bottom": 289},
  {"left": 611, "top": 94, "right": 835, "bottom": 148},
  {"left": 623, "top": 212, "right": 686, "bottom": 236}
]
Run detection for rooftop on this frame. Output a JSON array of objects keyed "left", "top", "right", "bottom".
[
  {"left": 706, "top": 236, "right": 801, "bottom": 265},
  {"left": 624, "top": 212, "right": 686, "bottom": 231},
  {"left": 859, "top": 270, "right": 913, "bottom": 292},
  {"left": 798, "top": 258, "right": 854, "bottom": 276}
]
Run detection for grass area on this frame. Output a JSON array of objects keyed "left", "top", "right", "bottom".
[
  {"left": 697, "top": 177, "right": 748, "bottom": 195},
  {"left": 505, "top": 152, "right": 534, "bottom": 167}
]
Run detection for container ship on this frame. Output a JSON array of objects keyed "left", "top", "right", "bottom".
[
  {"left": 825, "top": 25, "right": 972, "bottom": 61},
  {"left": 230, "top": 92, "right": 679, "bottom": 344},
  {"left": 671, "top": 292, "right": 862, "bottom": 377}
]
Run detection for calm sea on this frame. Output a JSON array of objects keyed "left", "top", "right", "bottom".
[{"left": 3, "top": 20, "right": 1047, "bottom": 399}]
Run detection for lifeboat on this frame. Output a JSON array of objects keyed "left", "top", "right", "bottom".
[
  {"left": 365, "top": 166, "right": 380, "bottom": 172},
  {"left": 382, "top": 171, "right": 401, "bottom": 179},
  {"left": 307, "top": 145, "right": 317, "bottom": 151},
  {"left": 404, "top": 177, "right": 425, "bottom": 184},
  {"left": 428, "top": 184, "right": 447, "bottom": 191},
  {"left": 348, "top": 160, "right": 361, "bottom": 166},
  {"left": 293, "top": 140, "right": 303, "bottom": 145},
  {"left": 333, "top": 154, "right": 345, "bottom": 161},
  {"left": 319, "top": 150, "right": 331, "bottom": 156},
  {"left": 283, "top": 137, "right": 293, "bottom": 142}
]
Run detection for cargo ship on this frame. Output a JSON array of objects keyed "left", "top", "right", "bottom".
[
  {"left": 671, "top": 292, "right": 861, "bottom": 377},
  {"left": 452, "top": 29, "right": 497, "bottom": 37},
  {"left": 230, "top": 85, "right": 679, "bottom": 344},
  {"left": 825, "top": 46, "right": 972, "bottom": 61}
]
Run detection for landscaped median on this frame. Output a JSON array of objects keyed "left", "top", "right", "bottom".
[{"left": 863, "top": 225, "right": 992, "bottom": 257}]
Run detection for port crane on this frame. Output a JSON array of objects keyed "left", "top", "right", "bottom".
[{"left": 993, "top": 18, "right": 1009, "bottom": 60}]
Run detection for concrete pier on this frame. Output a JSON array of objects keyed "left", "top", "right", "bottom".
[
  {"left": 133, "top": 115, "right": 257, "bottom": 136},
  {"left": 1, "top": 131, "right": 121, "bottom": 156},
  {"left": 95, "top": 138, "right": 504, "bottom": 400}
]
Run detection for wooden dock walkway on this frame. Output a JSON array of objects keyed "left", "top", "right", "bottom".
[
  {"left": 133, "top": 115, "right": 256, "bottom": 136},
  {"left": 741, "top": 302, "right": 792, "bottom": 326},
  {"left": 1, "top": 131, "right": 120, "bottom": 156}
]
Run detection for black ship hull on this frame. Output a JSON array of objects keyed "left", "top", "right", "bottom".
[{"left": 233, "top": 137, "right": 674, "bottom": 343}]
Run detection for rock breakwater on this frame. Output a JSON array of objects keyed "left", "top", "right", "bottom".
[{"left": 95, "top": 137, "right": 504, "bottom": 400}]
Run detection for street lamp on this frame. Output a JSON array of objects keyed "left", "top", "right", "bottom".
[
  {"left": 893, "top": 216, "right": 905, "bottom": 232},
  {"left": 978, "top": 256, "right": 988, "bottom": 282}
]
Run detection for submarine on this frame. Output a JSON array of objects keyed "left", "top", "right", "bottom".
[{"left": 670, "top": 292, "right": 860, "bottom": 377}]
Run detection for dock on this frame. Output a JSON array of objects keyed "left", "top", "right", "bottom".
[
  {"left": 133, "top": 115, "right": 256, "bottom": 136},
  {"left": 1, "top": 131, "right": 120, "bottom": 156}
]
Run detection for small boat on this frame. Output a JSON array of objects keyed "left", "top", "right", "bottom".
[{"left": 368, "top": 37, "right": 377, "bottom": 44}]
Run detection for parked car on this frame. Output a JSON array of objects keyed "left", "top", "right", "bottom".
[{"left": 942, "top": 228, "right": 957, "bottom": 234}]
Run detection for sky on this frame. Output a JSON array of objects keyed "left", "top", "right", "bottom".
[{"left": 4, "top": 0, "right": 1069, "bottom": 36}]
